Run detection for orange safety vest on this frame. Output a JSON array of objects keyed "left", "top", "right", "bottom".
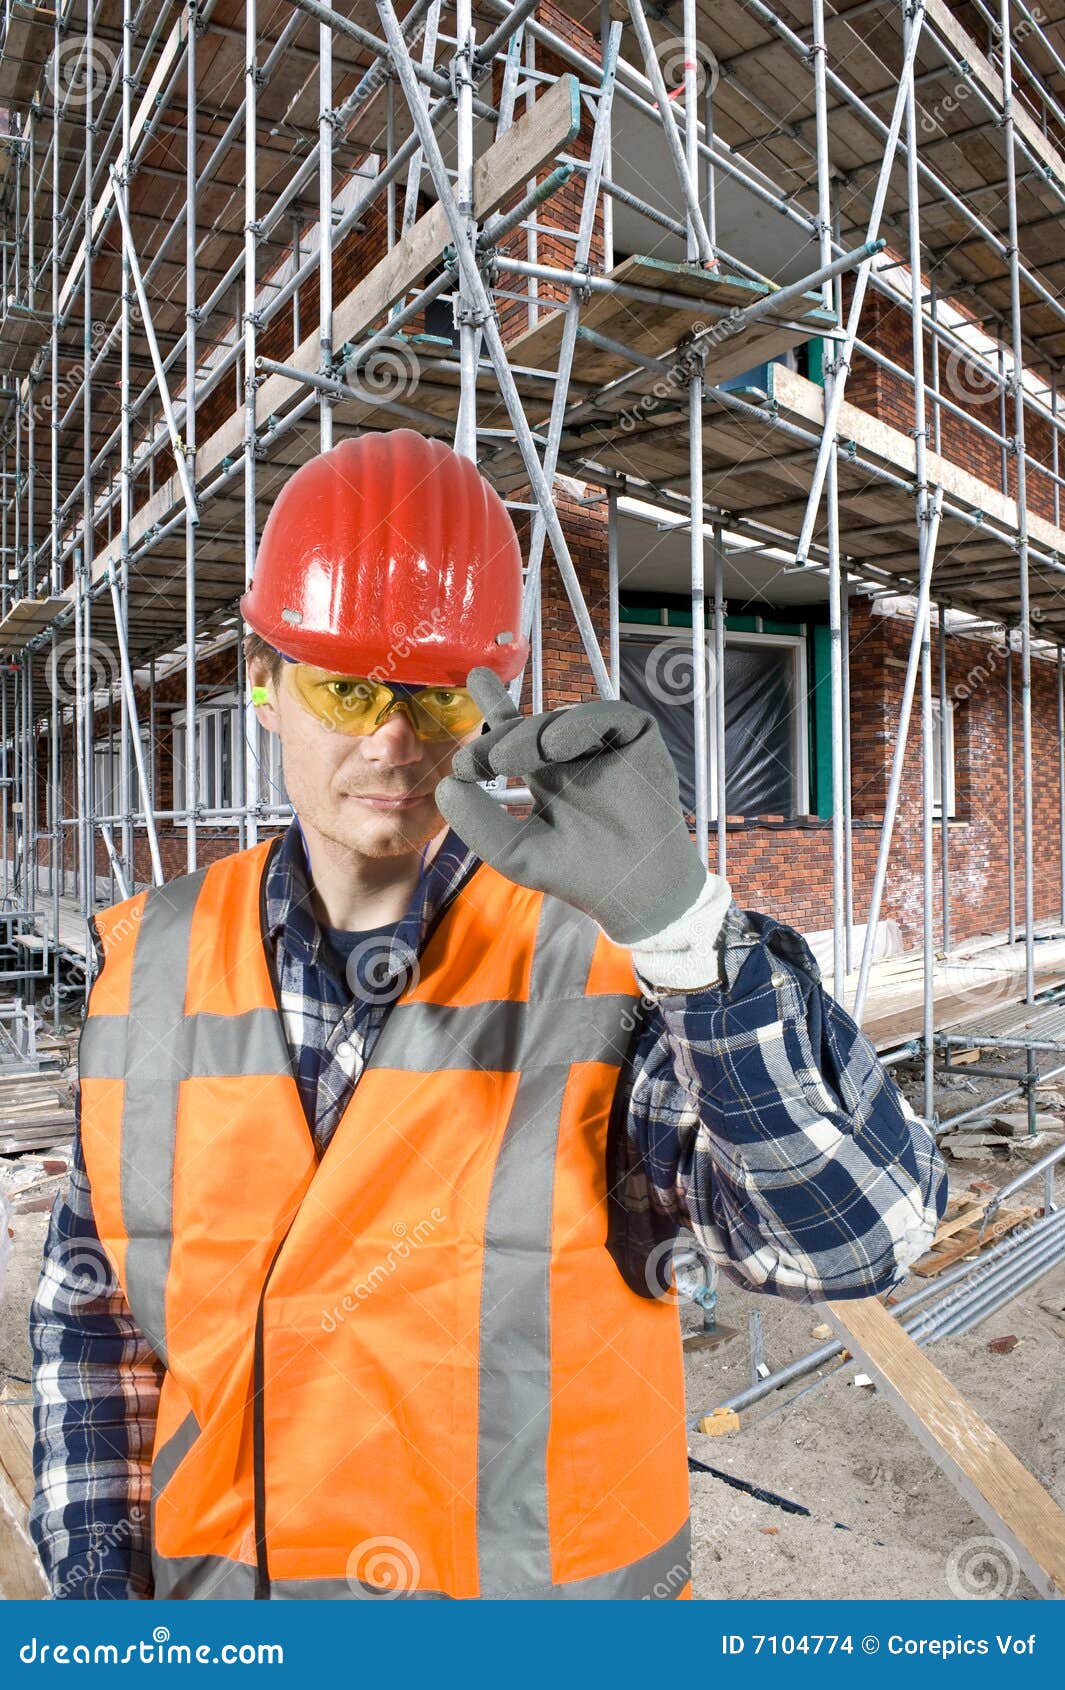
[{"left": 77, "top": 836, "right": 691, "bottom": 1600}]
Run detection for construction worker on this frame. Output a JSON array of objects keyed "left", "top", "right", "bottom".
[{"left": 29, "top": 429, "right": 947, "bottom": 1601}]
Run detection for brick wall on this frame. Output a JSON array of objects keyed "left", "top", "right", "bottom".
[
  {"left": 842, "top": 256, "right": 1060, "bottom": 527},
  {"left": 720, "top": 599, "right": 1064, "bottom": 945}
]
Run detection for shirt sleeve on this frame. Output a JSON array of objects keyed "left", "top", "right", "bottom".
[
  {"left": 28, "top": 1087, "right": 164, "bottom": 1599},
  {"left": 624, "top": 900, "right": 949, "bottom": 1303}
]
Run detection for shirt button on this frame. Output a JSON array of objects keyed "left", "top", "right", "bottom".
[
  {"left": 770, "top": 971, "right": 786, "bottom": 987},
  {"left": 335, "top": 1040, "right": 354, "bottom": 1060}
]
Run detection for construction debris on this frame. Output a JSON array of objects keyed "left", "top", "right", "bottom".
[
  {"left": 0, "top": 1067, "right": 76, "bottom": 1158},
  {"left": 909, "top": 1203, "right": 1040, "bottom": 1278},
  {"left": 990, "top": 1112, "right": 1065, "bottom": 1139},
  {"left": 936, "top": 1120, "right": 1064, "bottom": 1162},
  {"left": 697, "top": 1408, "right": 741, "bottom": 1437},
  {"left": 4, "top": 1157, "right": 70, "bottom": 1217}
]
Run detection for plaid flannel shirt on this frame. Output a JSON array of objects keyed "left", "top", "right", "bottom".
[{"left": 29, "top": 818, "right": 947, "bottom": 1598}]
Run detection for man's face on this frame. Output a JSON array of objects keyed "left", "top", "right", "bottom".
[{"left": 249, "top": 656, "right": 484, "bottom": 861}]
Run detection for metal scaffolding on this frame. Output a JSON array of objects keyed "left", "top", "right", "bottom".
[{"left": 0, "top": 0, "right": 1062, "bottom": 1126}]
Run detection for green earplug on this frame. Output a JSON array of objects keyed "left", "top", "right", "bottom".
[{"left": 251, "top": 686, "right": 269, "bottom": 705}]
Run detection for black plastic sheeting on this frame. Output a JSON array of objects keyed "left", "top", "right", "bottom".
[{"left": 619, "top": 635, "right": 798, "bottom": 817}]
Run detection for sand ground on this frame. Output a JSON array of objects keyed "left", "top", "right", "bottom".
[{"left": 684, "top": 1236, "right": 1064, "bottom": 1600}]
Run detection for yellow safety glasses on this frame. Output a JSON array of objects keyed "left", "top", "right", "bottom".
[{"left": 283, "top": 662, "right": 484, "bottom": 743}]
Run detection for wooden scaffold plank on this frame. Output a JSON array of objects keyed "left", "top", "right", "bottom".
[{"left": 825, "top": 1297, "right": 1065, "bottom": 1599}]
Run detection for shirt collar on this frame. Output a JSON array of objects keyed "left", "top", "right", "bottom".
[{"left": 265, "top": 814, "right": 478, "bottom": 969}]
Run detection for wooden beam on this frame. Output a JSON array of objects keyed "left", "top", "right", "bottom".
[
  {"left": 825, "top": 1296, "right": 1065, "bottom": 1599},
  {"left": 922, "top": 0, "right": 1065, "bottom": 212},
  {"left": 771, "top": 363, "right": 1065, "bottom": 557}
]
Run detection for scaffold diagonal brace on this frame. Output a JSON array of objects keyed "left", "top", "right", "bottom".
[{"left": 108, "top": 165, "right": 200, "bottom": 526}]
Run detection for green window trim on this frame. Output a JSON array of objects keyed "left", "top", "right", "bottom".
[{"left": 808, "top": 622, "right": 834, "bottom": 818}]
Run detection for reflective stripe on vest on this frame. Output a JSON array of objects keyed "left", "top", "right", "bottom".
[
  {"left": 148, "top": 1523, "right": 693, "bottom": 1601},
  {"left": 79, "top": 838, "right": 690, "bottom": 1600}
]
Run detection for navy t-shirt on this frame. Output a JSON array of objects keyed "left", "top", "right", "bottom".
[{"left": 321, "top": 919, "right": 402, "bottom": 999}]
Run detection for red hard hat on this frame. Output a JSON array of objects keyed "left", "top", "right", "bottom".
[{"left": 240, "top": 430, "right": 529, "bottom": 685}]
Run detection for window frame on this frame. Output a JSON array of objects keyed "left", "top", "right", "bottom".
[
  {"left": 171, "top": 691, "right": 240, "bottom": 825},
  {"left": 171, "top": 693, "right": 290, "bottom": 824},
  {"left": 91, "top": 727, "right": 152, "bottom": 823},
  {"left": 930, "top": 696, "right": 957, "bottom": 820},
  {"left": 619, "top": 627, "right": 810, "bottom": 821}
]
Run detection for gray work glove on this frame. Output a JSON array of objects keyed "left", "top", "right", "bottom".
[{"left": 434, "top": 667, "right": 712, "bottom": 946}]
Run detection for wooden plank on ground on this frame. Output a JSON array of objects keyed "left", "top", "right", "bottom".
[
  {"left": 0, "top": 1126, "right": 75, "bottom": 1154},
  {"left": 0, "top": 1399, "right": 34, "bottom": 1510},
  {"left": 933, "top": 1199, "right": 990, "bottom": 1242},
  {"left": 825, "top": 1297, "right": 1065, "bottom": 1598},
  {"left": 0, "top": 1464, "right": 46, "bottom": 1599},
  {"left": 909, "top": 1206, "right": 1038, "bottom": 1278}
]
